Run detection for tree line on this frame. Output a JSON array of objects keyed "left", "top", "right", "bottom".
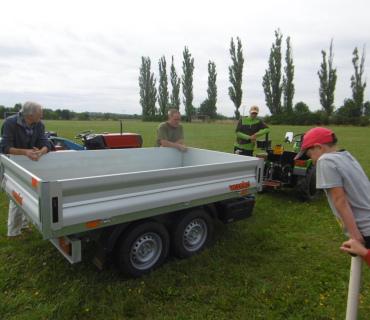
[
  {"left": 139, "top": 48, "right": 220, "bottom": 121},
  {"left": 2, "top": 31, "right": 367, "bottom": 126},
  {"left": 140, "top": 30, "right": 369, "bottom": 126},
  {"left": 0, "top": 105, "right": 141, "bottom": 121},
  {"left": 262, "top": 31, "right": 368, "bottom": 126}
]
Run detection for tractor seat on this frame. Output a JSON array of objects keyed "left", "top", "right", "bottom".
[{"left": 280, "top": 151, "right": 297, "bottom": 163}]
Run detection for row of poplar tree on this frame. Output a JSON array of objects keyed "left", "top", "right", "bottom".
[
  {"left": 139, "top": 47, "right": 218, "bottom": 119},
  {"left": 261, "top": 29, "right": 368, "bottom": 126},
  {"left": 139, "top": 29, "right": 369, "bottom": 126}
]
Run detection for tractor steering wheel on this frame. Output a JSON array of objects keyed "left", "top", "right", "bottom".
[
  {"left": 293, "top": 133, "right": 305, "bottom": 143},
  {"left": 75, "top": 130, "right": 93, "bottom": 139}
]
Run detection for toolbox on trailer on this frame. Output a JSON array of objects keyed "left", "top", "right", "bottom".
[{"left": 216, "top": 194, "right": 255, "bottom": 224}]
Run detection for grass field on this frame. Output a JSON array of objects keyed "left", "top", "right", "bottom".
[{"left": 1, "top": 121, "right": 370, "bottom": 319}]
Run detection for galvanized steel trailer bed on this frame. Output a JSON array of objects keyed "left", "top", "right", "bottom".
[{"left": 1, "top": 147, "right": 263, "bottom": 276}]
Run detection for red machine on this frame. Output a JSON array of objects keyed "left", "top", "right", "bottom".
[
  {"left": 48, "top": 120, "right": 143, "bottom": 151},
  {"left": 75, "top": 129, "right": 142, "bottom": 150}
]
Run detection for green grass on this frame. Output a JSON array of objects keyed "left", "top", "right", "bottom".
[{"left": 1, "top": 121, "right": 370, "bottom": 319}]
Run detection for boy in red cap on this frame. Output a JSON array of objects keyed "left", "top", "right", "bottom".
[{"left": 295, "top": 127, "right": 370, "bottom": 254}]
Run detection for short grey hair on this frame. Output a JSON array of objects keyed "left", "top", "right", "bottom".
[
  {"left": 168, "top": 109, "right": 181, "bottom": 117},
  {"left": 21, "top": 101, "right": 43, "bottom": 117}
]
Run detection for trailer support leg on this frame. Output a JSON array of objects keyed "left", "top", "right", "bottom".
[
  {"left": 346, "top": 255, "right": 363, "bottom": 320},
  {"left": 93, "top": 243, "right": 108, "bottom": 270}
]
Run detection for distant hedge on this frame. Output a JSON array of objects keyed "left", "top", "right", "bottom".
[
  {"left": 262, "top": 110, "right": 370, "bottom": 127},
  {"left": 142, "top": 115, "right": 188, "bottom": 122},
  {"left": 142, "top": 115, "right": 168, "bottom": 122},
  {"left": 263, "top": 111, "right": 323, "bottom": 126}
]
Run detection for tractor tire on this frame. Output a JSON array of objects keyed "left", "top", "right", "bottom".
[
  {"left": 115, "top": 221, "right": 170, "bottom": 278},
  {"left": 296, "top": 165, "right": 320, "bottom": 202},
  {"left": 171, "top": 209, "right": 213, "bottom": 259}
]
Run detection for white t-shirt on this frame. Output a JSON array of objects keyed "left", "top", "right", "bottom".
[{"left": 316, "top": 150, "right": 370, "bottom": 237}]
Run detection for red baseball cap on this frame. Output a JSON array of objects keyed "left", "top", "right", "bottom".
[{"left": 295, "top": 127, "right": 338, "bottom": 160}]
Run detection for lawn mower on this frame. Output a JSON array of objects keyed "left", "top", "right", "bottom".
[{"left": 255, "top": 132, "right": 319, "bottom": 202}]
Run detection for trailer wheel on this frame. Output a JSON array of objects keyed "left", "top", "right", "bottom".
[
  {"left": 171, "top": 209, "right": 213, "bottom": 259},
  {"left": 115, "top": 221, "right": 169, "bottom": 278},
  {"left": 296, "top": 165, "right": 320, "bottom": 202}
]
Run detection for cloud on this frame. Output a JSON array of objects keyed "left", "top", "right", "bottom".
[{"left": 0, "top": 0, "right": 369, "bottom": 116}]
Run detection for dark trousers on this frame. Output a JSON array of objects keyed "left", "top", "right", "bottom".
[
  {"left": 364, "top": 236, "right": 370, "bottom": 249},
  {"left": 234, "top": 147, "right": 253, "bottom": 157}
]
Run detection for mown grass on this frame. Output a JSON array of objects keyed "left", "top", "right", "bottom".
[{"left": 1, "top": 121, "right": 370, "bottom": 319}]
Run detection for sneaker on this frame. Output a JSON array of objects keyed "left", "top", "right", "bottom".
[
  {"left": 8, "top": 235, "right": 29, "bottom": 242},
  {"left": 22, "top": 227, "right": 34, "bottom": 233},
  {"left": 8, "top": 235, "right": 20, "bottom": 240}
]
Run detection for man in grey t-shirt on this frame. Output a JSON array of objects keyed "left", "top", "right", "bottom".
[
  {"left": 295, "top": 127, "right": 370, "bottom": 247},
  {"left": 154, "top": 109, "right": 187, "bottom": 152}
]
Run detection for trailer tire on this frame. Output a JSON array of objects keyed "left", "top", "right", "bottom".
[
  {"left": 296, "top": 165, "right": 320, "bottom": 202},
  {"left": 115, "top": 221, "right": 169, "bottom": 278},
  {"left": 171, "top": 209, "right": 213, "bottom": 259}
]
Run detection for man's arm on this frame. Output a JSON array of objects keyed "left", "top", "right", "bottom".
[
  {"left": 256, "top": 128, "right": 271, "bottom": 137},
  {"left": 35, "top": 122, "right": 51, "bottom": 152},
  {"left": 235, "top": 131, "right": 252, "bottom": 141},
  {"left": 330, "top": 186, "right": 364, "bottom": 242},
  {"left": 176, "top": 139, "right": 184, "bottom": 145},
  {"left": 1, "top": 120, "right": 16, "bottom": 154},
  {"left": 341, "top": 239, "right": 368, "bottom": 256},
  {"left": 160, "top": 140, "right": 187, "bottom": 152},
  {"left": 237, "top": 129, "right": 270, "bottom": 143},
  {"left": 235, "top": 119, "right": 251, "bottom": 141},
  {"left": 341, "top": 239, "right": 370, "bottom": 267},
  {"left": 249, "top": 128, "right": 271, "bottom": 143},
  {"left": 33, "top": 146, "right": 48, "bottom": 160},
  {"left": 8, "top": 148, "right": 31, "bottom": 156},
  {"left": 8, "top": 146, "right": 48, "bottom": 161}
]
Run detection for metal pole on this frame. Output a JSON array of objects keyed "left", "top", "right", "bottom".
[
  {"left": 346, "top": 255, "right": 363, "bottom": 320},
  {"left": 121, "top": 110, "right": 125, "bottom": 135}
]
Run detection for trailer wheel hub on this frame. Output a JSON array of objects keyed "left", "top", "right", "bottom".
[
  {"left": 130, "top": 233, "right": 162, "bottom": 269},
  {"left": 140, "top": 244, "right": 151, "bottom": 256},
  {"left": 189, "top": 230, "right": 198, "bottom": 240},
  {"left": 183, "top": 219, "right": 207, "bottom": 252}
]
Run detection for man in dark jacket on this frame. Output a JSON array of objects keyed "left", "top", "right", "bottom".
[
  {"left": 1, "top": 101, "right": 50, "bottom": 239},
  {"left": 234, "top": 105, "right": 270, "bottom": 156}
]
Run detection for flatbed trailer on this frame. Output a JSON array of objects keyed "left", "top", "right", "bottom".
[{"left": 1, "top": 147, "right": 263, "bottom": 277}]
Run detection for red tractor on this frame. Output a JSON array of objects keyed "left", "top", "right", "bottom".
[
  {"left": 74, "top": 130, "right": 142, "bottom": 150},
  {"left": 48, "top": 120, "right": 143, "bottom": 151}
]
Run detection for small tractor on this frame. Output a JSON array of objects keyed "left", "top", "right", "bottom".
[
  {"left": 47, "top": 120, "right": 143, "bottom": 151},
  {"left": 255, "top": 132, "right": 319, "bottom": 202}
]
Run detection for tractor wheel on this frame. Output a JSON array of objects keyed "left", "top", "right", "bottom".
[
  {"left": 296, "top": 165, "right": 320, "bottom": 202},
  {"left": 115, "top": 221, "right": 170, "bottom": 278},
  {"left": 171, "top": 209, "right": 213, "bottom": 259}
]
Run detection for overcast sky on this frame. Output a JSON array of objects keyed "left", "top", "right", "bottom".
[{"left": 1, "top": 0, "right": 369, "bottom": 117}]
